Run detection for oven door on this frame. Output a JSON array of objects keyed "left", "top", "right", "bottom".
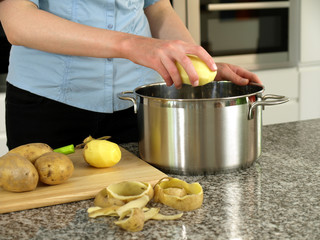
[{"left": 177, "top": 0, "right": 299, "bottom": 70}]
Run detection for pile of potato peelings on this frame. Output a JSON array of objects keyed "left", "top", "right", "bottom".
[{"left": 88, "top": 177, "right": 203, "bottom": 232}]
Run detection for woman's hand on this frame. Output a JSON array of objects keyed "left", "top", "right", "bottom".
[
  {"left": 142, "top": 0, "right": 218, "bottom": 89},
  {"left": 121, "top": 37, "right": 263, "bottom": 88},
  {"left": 143, "top": 0, "right": 262, "bottom": 88},
  {"left": 119, "top": 36, "right": 217, "bottom": 89},
  {"left": 215, "top": 63, "right": 262, "bottom": 85}
]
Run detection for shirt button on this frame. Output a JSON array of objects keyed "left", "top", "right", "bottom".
[{"left": 107, "top": 24, "right": 113, "bottom": 29}]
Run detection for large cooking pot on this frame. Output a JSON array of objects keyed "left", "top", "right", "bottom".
[{"left": 118, "top": 81, "right": 288, "bottom": 175}]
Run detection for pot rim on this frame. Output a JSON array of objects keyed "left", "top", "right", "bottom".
[{"left": 133, "top": 81, "right": 265, "bottom": 101}]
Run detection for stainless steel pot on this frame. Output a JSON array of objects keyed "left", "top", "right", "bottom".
[{"left": 119, "top": 81, "right": 288, "bottom": 175}]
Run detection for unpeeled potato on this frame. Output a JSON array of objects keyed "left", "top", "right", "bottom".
[
  {"left": 9, "top": 143, "right": 53, "bottom": 164},
  {"left": 0, "top": 153, "right": 39, "bottom": 192},
  {"left": 34, "top": 152, "right": 74, "bottom": 185}
]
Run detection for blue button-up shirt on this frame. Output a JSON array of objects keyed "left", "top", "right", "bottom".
[{"left": 7, "top": 0, "right": 162, "bottom": 113}]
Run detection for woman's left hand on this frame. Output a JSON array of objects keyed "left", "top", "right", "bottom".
[{"left": 215, "top": 63, "right": 262, "bottom": 85}]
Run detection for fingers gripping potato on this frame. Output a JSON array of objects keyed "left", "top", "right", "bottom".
[{"left": 176, "top": 55, "right": 217, "bottom": 86}]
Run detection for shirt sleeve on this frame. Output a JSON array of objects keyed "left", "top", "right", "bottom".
[{"left": 144, "top": 0, "right": 160, "bottom": 9}]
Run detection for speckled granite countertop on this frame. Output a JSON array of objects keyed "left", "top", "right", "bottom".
[{"left": 1, "top": 119, "right": 320, "bottom": 240}]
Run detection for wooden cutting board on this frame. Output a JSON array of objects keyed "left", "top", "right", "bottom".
[{"left": 0, "top": 147, "right": 167, "bottom": 214}]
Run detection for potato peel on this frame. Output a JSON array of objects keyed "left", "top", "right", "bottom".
[
  {"left": 154, "top": 177, "right": 203, "bottom": 211},
  {"left": 88, "top": 205, "right": 119, "bottom": 218},
  {"left": 151, "top": 212, "right": 183, "bottom": 220},
  {"left": 143, "top": 207, "right": 160, "bottom": 221},
  {"left": 87, "top": 206, "right": 102, "bottom": 213},
  {"left": 116, "top": 195, "right": 150, "bottom": 219},
  {"left": 75, "top": 135, "right": 111, "bottom": 149},
  {"left": 114, "top": 208, "right": 145, "bottom": 232},
  {"left": 94, "top": 188, "right": 125, "bottom": 208},
  {"left": 87, "top": 179, "right": 203, "bottom": 232},
  {"left": 163, "top": 187, "right": 187, "bottom": 197},
  {"left": 143, "top": 208, "right": 183, "bottom": 221},
  {"left": 106, "top": 181, "right": 154, "bottom": 202}
]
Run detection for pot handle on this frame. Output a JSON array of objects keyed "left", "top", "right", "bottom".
[
  {"left": 117, "top": 91, "right": 138, "bottom": 114},
  {"left": 248, "top": 94, "right": 289, "bottom": 120}
]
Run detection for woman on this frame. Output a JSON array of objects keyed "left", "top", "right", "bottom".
[{"left": 0, "top": 0, "right": 261, "bottom": 149}]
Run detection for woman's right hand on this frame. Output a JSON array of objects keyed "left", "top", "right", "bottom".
[{"left": 118, "top": 36, "right": 217, "bottom": 89}]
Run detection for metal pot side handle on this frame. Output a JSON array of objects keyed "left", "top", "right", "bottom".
[
  {"left": 248, "top": 94, "right": 290, "bottom": 120},
  {"left": 117, "top": 91, "right": 138, "bottom": 114}
]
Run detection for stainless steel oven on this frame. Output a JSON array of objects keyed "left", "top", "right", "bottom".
[{"left": 172, "top": 0, "right": 299, "bottom": 70}]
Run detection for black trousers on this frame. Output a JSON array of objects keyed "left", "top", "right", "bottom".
[{"left": 5, "top": 83, "right": 139, "bottom": 150}]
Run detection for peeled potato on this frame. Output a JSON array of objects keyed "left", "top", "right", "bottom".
[
  {"left": 83, "top": 139, "right": 121, "bottom": 168},
  {"left": 176, "top": 54, "right": 217, "bottom": 86},
  {"left": 154, "top": 177, "right": 203, "bottom": 211},
  {"left": 9, "top": 143, "right": 53, "bottom": 164}
]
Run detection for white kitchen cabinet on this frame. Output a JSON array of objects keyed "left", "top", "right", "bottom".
[
  {"left": 0, "top": 93, "right": 8, "bottom": 155},
  {"left": 299, "top": 66, "right": 320, "bottom": 120},
  {"left": 255, "top": 0, "right": 320, "bottom": 124},
  {"left": 253, "top": 67, "right": 299, "bottom": 125},
  {"left": 300, "top": 0, "right": 320, "bottom": 63},
  {"left": 298, "top": 0, "right": 320, "bottom": 120}
]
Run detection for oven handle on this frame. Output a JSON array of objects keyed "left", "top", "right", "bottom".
[{"left": 207, "top": 1, "right": 290, "bottom": 11}]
